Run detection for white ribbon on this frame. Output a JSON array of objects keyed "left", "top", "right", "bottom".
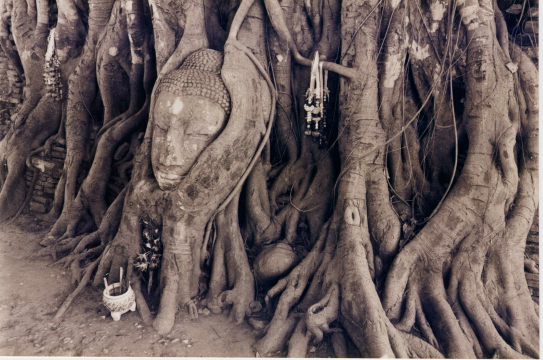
[{"left": 45, "top": 28, "right": 56, "bottom": 62}]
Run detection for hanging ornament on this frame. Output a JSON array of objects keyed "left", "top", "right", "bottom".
[
  {"left": 136, "top": 216, "right": 163, "bottom": 294},
  {"left": 43, "top": 28, "right": 63, "bottom": 101},
  {"left": 312, "top": 52, "right": 321, "bottom": 138},
  {"left": 304, "top": 52, "right": 318, "bottom": 136},
  {"left": 303, "top": 52, "right": 329, "bottom": 148},
  {"left": 320, "top": 63, "right": 329, "bottom": 148}
]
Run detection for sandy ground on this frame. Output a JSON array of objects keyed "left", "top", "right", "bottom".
[
  {"left": 0, "top": 214, "right": 259, "bottom": 357},
  {"left": 0, "top": 212, "right": 536, "bottom": 358}
]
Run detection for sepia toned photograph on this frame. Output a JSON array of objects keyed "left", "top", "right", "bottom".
[{"left": 0, "top": 0, "right": 538, "bottom": 357}]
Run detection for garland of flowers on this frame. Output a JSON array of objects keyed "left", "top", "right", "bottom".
[{"left": 134, "top": 216, "right": 163, "bottom": 293}]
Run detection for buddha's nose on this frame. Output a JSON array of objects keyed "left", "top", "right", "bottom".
[{"left": 160, "top": 130, "right": 181, "bottom": 166}]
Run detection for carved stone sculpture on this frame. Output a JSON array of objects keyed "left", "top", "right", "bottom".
[
  {"left": 140, "top": 43, "right": 269, "bottom": 335},
  {"left": 151, "top": 49, "right": 230, "bottom": 190}
]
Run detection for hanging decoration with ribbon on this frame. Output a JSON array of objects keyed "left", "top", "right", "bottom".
[
  {"left": 303, "top": 51, "right": 329, "bottom": 148},
  {"left": 43, "top": 28, "right": 63, "bottom": 101}
]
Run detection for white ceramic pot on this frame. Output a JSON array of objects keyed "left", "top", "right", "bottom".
[{"left": 102, "top": 283, "right": 136, "bottom": 321}]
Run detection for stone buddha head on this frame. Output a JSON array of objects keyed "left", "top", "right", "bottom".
[{"left": 152, "top": 49, "right": 231, "bottom": 190}]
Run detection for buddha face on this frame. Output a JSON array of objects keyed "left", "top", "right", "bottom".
[{"left": 151, "top": 92, "right": 227, "bottom": 190}]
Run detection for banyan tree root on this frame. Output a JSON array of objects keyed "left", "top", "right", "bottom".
[
  {"left": 87, "top": 1, "right": 276, "bottom": 335},
  {"left": 253, "top": 220, "right": 331, "bottom": 355},
  {"left": 259, "top": 8, "right": 340, "bottom": 248},
  {"left": 205, "top": 192, "right": 255, "bottom": 324},
  {"left": 42, "top": 187, "right": 126, "bottom": 268},
  {"left": 0, "top": 0, "right": 91, "bottom": 224},
  {"left": 0, "top": 94, "right": 63, "bottom": 223},
  {"left": 54, "top": 254, "right": 103, "bottom": 320},
  {"left": 6, "top": 0, "right": 49, "bottom": 130},
  {"left": 7, "top": 145, "right": 45, "bottom": 223},
  {"left": 265, "top": 140, "right": 334, "bottom": 247},
  {"left": 243, "top": 160, "right": 282, "bottom": 247},
  {"left": 48, "top": 188, "right": 132, "bottom": 318},
  {"left": 287, "top": 279, "right": 341, "bottom": 357},
  {"left": 254, "top": 212, "right": 441, "bottom": 357},
  {"left": 44, "top": 0, "right": 152, "bottom": 245},
  {"left": 57, "top": 0, "right": 114, "bottom": 227},
  {"left": 252, "top": 0, "right": 428, "bottom": 356},
  {"left": 305, "top": 282, "right": 340, "bottom": 344},
  {"left": 253, "top": 218, "right": 342, "bottom": 356},
  {"left": 0, "top": 0, "right": 66, "bottom": 223},
  {"left": 383, "top": 1, "right": 539, "bottom": 358}
]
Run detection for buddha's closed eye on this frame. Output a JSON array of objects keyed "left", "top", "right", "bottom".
[
  {"left": 154, "top": 123, "right": 168, "bottom": 132},
  {"left": 186, "top": 119, "right": 220, "bottom": 135}
]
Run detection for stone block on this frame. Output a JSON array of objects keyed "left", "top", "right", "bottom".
[
  {"left": 29, "top": 202, "right": 48, "bottom": 213},
  {"left": 46, "top": 176, "right": 59, "bottom": 184},
  {"left": 43, "top": 180, "right": 56, "bottom": 188},
  {"left": 50, "top": 150, "right": 66, "bottom": 159},
  {"left": 33, "top": 195, "right": 49, "bottom": 204},
  {"left": 52, "top": 145, "right": 67, "bottom": 153},
  {"left": 50, "top": 168, "right": 63, "bottom": 179},
  {"left": 526, "top": 243, "right": 538, "bottom": 256},
  {"left": 31, "top": 156, "right": 63, "bottom": 173}
]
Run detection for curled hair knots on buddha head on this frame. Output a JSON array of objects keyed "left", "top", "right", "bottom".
[{"left": 156, "top": 49, "right": 231, "bottom": 115}]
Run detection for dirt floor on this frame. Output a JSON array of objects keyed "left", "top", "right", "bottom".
[
  {"left": 0, "top": 212, "right": 537, "bottom": 357},
  {"left": 0, "top": 214, "right": 259, "bottom": 357}
]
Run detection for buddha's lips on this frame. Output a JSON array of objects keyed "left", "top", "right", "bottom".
[
  {"left": 157, "top": 171, "right": 181, "bottom": 180},
  {"left": 155, "top": 167, "right": 185, "bottom": 189}
]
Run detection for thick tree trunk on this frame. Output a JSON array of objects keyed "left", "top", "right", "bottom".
[{"left": 2, "top": 0, "right": 537, "bottom": 357}]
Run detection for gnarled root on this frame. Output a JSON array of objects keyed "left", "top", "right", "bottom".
[
  {"left": 305, "top": 282, "right": 339, "bottom": 344},
  {"left": 286, "top": 281, "right": 341, "bottom": 357},
  {"left": 206, "top": 192, "right": 255, "bottom": 324},
  {"left": 96, "top": 210, "right": 154, "bottom": 326},
  {"left": 51, "top": 186, "right": 149, "bottom": 321},
  {"left": 383, "top": 4, "right": 539, "bottom": 357},
  {"left": 54, "top": 254, "right": 102, "bottom": 320},
  {"left": 43, "top": 11, "right": 152, "bottom": 246},
  {"left": 0, "top": 95, "right": 62, "bottom": 224},
  {"left": 244, "top": 160, "right": 281, "bottom": 248},
  {"left": 253, "top": 221, "right": 330, "bottom": 355},
  {"left": 286, "top": 319, "right": 312, "bottom": 357}
]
